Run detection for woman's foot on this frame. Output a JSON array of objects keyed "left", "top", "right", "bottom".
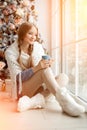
[
  {"left": 17, "top": 93, "right": 45, "bottom": 112},
  {"left": 71, "top": 94, "right": 87, "bottom": 112},
  {"left": 56, "top": 88, "right": 85, "bottom": 116}
]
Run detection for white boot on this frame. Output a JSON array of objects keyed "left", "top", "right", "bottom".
[
  {"left": 17, "top": 93, "right": 45, "bottom": 112},
  {"left": 71, "top": 94, "right": 87, "bottom": 112},
  {"left": 56, "top": 87, "right": 85, "bottom": 116}
]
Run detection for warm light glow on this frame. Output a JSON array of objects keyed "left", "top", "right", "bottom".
[{"left": 0, "top": 100, "right": 17, "bottom": 130}]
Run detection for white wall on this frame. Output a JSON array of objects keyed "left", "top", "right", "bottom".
[{"left": 36, "top": 0, "right": 51, "bottom": 53}]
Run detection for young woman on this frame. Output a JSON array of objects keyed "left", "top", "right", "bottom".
[{"left": 5, "top": 22, "right": 85, "bottom": 116}]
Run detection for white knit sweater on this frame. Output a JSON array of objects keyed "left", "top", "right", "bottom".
[{"left": 5, "top": 41, "right": 45, "bottom": 99}]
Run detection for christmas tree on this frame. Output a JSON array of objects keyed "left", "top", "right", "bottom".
[{"left": 0, "top": 0, "right": 38, "bottom": 79}]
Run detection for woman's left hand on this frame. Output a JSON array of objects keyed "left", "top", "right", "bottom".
[{"left": 48, "top": 59, "right": 54, "bottom": 67}]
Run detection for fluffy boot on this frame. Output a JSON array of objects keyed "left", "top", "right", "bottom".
[
  {"left": 17, "top": 93, "right": 45, "bottom": 112},
  {"left": 55, "top": 73, "right": 85, "bottom": 116},
  {"left": 56, "top": 87, "right": 85, "bottom": 116},
  {"left": 71, "top": 94, "right": 87, "bottom": 112}
]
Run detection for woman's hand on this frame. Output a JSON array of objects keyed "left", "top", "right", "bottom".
[
  {"left": 32, "top": 58, "right": 54, "bottom": 73},
  {"left": 48, "top": 59, "right": 54, "bottom": 67},
  {"left": 39, "top": 59, "right": 50, "bottom": 69},
  {"left": 38, "top": 58, "right": 54, "bottom": 69}
]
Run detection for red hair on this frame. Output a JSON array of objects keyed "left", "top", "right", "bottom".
[{"left": 18, "top": 22, "right": 38, "bottom": 45}]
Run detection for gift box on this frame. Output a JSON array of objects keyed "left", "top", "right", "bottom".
[{"left": 5, "top": 79, "right": 12, "bottom": 96}]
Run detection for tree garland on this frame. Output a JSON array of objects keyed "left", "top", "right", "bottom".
[{"left": 0, "top": 0, "right": 37, "bottom": 48}]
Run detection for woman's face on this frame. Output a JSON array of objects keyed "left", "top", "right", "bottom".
[{"left": 23, "top": 26, "right": 37, "bottom": 45}]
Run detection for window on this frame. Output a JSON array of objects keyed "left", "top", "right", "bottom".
[
  {"left": 51, "top": 0, "right": 62, "bottom": 76},
  {"left": 51, "top": 0, "right": 87, "bottom": 102}
]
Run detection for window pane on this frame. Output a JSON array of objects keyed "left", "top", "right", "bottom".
[
  {"left": 63, "top": 0, "right": 87, "bottom": 101},
  {"left": 51, "top": 0, "right": 61, "bottom": 75},
  {"left": 63, "top": 0, "right": 87, "bottom": 43}
]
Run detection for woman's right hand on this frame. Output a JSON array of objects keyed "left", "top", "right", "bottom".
[
  {"left": 37, "top": 59, "right": 50, "bottom": 70},
  {"left": 32, "top": 59, "right": 52, "bottom": 73}
]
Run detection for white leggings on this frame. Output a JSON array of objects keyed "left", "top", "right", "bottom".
[{"left": 22, "top": 67, "right": 60, "bottom": 98}]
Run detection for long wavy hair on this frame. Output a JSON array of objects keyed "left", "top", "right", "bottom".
[{"left": 17, "top": 22, "right": 39, "bottom": 70}]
